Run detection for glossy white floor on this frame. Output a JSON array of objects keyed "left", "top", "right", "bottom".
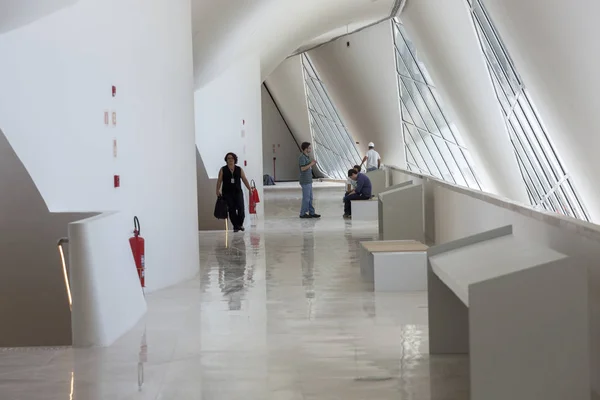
[{"left": 0, "top": 183, "right": 468, "bottom": 400}]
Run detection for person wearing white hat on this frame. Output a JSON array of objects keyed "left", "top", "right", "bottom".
[{"left": 360, "top": 142, "right": 381, "bottom": 172}]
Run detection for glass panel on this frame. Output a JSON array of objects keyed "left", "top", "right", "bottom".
[
  {"left": 399, "top": 78, "right": 428, "bottom": 130},
  {"left": 404, "top": 126, "right": 429, "bottom": 172},
  {"left": 301, "top": 54, "right": 362, "bottom": 179},
  {"left": 467, "top": 0, "right": 589, "bottom": 220},
  {"left": 393, "top": 19, "right": 482, "bottom": 190}
]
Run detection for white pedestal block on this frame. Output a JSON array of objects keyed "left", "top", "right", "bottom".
[
  {"left": 360, "top": 240, "right": 428, "bottom": 292},
  {"left": 352, "top": 199, "right": 378, "bottom": 221},
  {"left": 428, "top": 225, "right": 590, "bottom": 400}
]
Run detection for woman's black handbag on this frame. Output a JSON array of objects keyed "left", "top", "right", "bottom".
[{"left": 214, "top": 197, "right": 228, "bottom": 219}]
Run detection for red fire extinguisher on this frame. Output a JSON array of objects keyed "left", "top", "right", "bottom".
[
  {"left": 129, "top": 216, "right": 145, "bottom": 288},
  {"left": 249, "top": 180, "right": 260, "bottom": 214}
]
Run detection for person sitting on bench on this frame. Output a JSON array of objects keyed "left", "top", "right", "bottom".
[
  {"left": 345, "top": 164, "right": 361, "bottom": 199},
  {"left": 343, "top": 169, "right": 372, "bottom": 219}
]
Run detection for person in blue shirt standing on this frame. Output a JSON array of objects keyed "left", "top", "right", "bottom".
[
  {"left": 343, "top": 168, "right": 372, "bottom": 218},
  {"left": 298, "top": 142, "right": 321, "bottom": 219}
]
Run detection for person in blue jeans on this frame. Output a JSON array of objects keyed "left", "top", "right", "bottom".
[
  {"left": 343, "top": 168, "right": 372, "bottom": 218},
  {"left": 298, "top": 142, "right": 321, "bottom": 219}
]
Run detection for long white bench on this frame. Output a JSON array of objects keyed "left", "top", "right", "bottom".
[
  {"left": 351, "top": 198, "right": 378, "bottom": 221},
  {"left": 359, "top": 240, "right": 428, "bottom": 291},
  {"left": 428, "top": 225, "right": 590, "bottom": 400}
]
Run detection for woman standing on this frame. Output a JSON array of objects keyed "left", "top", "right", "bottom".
[{"left": 216, "top": 152, "right": 252, "bottom": 232}]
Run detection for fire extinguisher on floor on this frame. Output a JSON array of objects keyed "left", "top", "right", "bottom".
[{"left": 129, "top": 216, "right": 145, "bottom": 288}]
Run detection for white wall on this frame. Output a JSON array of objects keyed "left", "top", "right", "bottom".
[
  {"left": 194, "top": 56, "right": 265, "bottom": 222},
  {"left": 308, "top": 22, "right": 405, "bottom": 168},
  {"left": 401, "top": 1, "right": 528, "bottom": 203},
  {"left": 69, "top": 212, "right": 146, "bottom": 347},
  {"left": 0, "top": 0, "right": 77, "bottom": 33},
  {"left": 261, "top": 85, "right": 299, "bottom": 181},
  {"left": 478, "top": 0, "right": 600, "bottom": 222},
  {"left": 265, "top": 57, "right": 312, "bottom": 147},
  {"left": 0, "top": 128, "right": 95, "bottom": 346},
  {"left": 0, "top": 0, "right": 200, "bottom": 294}
]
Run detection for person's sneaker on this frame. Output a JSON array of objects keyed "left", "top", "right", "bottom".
[
  {"left": 300, "top": 214, "right": 311, "bottom": 219},
  {"left": 343, "top": 214, "right": 351, "bottom": 219},
  {"left": 233, "top": 227, "right": 240, "bottom": 232},
  {"left": 310, "top": 214, "right": 321, "bottom": 218},
  {"left": 239, "top": 226, "right": 245, "bottom": 232}
]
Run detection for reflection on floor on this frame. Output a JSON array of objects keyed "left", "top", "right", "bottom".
[{"left": 0, "top": 184, "right": 469, "bottom": 400}]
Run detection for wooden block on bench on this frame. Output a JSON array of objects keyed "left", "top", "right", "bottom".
[{"left": 360, "top": 240, "right": 428, "bottom": 291}]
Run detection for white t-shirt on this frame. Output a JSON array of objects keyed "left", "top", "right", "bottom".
[
  {"left": 366, "top": 149, "right": 380, "bottom": 169},
  {"left": 346, "top": 178, "right": 357, "bottom": 189}
]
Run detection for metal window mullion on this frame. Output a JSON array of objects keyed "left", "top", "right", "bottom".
[
  {"left": 305, "top": 77, "right": 339, "bottom": 125},
  {"left": 399, "top": 78, "right": 455, "bottom": 181},
  {"left": 509, "top": 105, "right": 558, "bottom": 190},
  {"left": 503, "top": 87, "right": 524, "bottom": 121},
  {"left": 510, "top": 140, "right": 541, "bottom": 206},
  {"left": 406, "top": 123, "right": 447, "bottom": 179},
  {"left": 473, "top": 0, "right": 522, "bottom": 82},
  {"left": 308, "top": 77, "right": 346, "bottom": 127},
  {"left": 562, "top": 179, "right": 590, "bottom": 221},
  {"left": 404, "top": 123, "right": 434, "bottom": 175},
  {"left": 478, "top": 38, "right": 519, "bottom": 116},
  {"left": 518, "top": 93, "right": 567, "bottom": 180},
  {"left": 399, "top": 77, "right": 429, "bottom": 130},
  {"left": 394, "top": 45, "right": 436, "bottom": 89},
  {"left": 313, "top": 114, "right": 353, "bottom": 171},
  {"left": 309, "top": 88, "right": 358, "bottom": 167},
  {"left": 457, "top": 147, "right": 483, "bottom": 190},
  {"left": 537, "top": 173, "right": 569, "bottom": 208},
  {"left": 321, "top": 117, "right": 354, "bottom": 168},
  {"left": 307, "top": 106, "right": 345, "bottom": 129},
  {"left": 403, "top": 120, "right": 469, "bottom": 151},
  {"left": 471, "top": 3, "right": 523, "bottom": 91},
  {"left": 410, "top": 79, "right": 470, "bottom": 185},
  {"left": 522, "top": 91, "right": 567, "bottom": 170},
  {"left": 506, "top": 120, "right": 547, "bottom": 203},
  {"left": 405, "top": 138, "right": 428, "bottom": 172},
  {"left": 317, "top": 113, "right": 356, "bottom": 166},
  {"left": 305, "top": 75, "right": 354, "bottom": 158},
  {"left": 472, "top": 16, "right": 521, "bottom": 99},
  {"left": 404, "top": 125, "right": 430, "bottom": 173},
  {"left": 312, "top": 138, "right": 336, "bottom": 178},
  {"left": 507, "top": 121, "right": 549, "bottom": 203}
]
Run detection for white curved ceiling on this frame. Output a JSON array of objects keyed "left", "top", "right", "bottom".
[
  {"left": 0, "top": 0, "right": 77, "bottom": 34},
  {"left": 192, "top": 0, "right": 397, "bottom": 88}
]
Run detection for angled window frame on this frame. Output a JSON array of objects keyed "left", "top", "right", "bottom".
[
  {"left": 300, "top": 54, "right": 362, "bottom": 180},
  {"left": 393, "top": 19, "right": 483, "bottom": 190},
  {"left": 466, "top": 0, "right": 590, "bottom": 221}
]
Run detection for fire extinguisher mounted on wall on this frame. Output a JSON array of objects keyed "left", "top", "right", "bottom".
[{"left": 129, "top": 216, "right": 145, "bottom": 289}]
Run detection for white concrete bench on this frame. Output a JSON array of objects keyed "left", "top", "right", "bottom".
[
  {"left": 351, "top": 198, "right": 378, "bottom": 221},
  {"left": 428, "top": 225, "right": 590, "bottom": 400},
  {"left": 359, "top": 240, "right": 428, "bottom": 291}
]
